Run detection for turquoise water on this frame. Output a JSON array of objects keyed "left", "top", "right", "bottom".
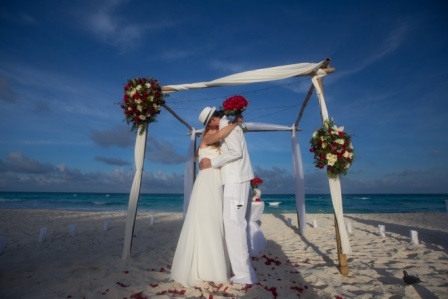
[{"left": 0, "top": 192, "right": 446, "bottom": 214}]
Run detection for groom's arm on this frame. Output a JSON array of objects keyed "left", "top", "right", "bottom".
[{"left": 211, "top": 126, "right": 243, "bottom": 168}]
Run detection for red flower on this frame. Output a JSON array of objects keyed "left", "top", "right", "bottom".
[
  {"left": 251, "top": 177, "right": 263, "bottom": 185},
  {"left": 251, "top": 177, "right": 263, "bottom": 188}
]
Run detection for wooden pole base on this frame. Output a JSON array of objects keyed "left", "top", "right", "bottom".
[{"left": 335, "top": 214, "right": 349, "bottom": 276}]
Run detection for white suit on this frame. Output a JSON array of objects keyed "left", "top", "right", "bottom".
[{"left": 211, "top": 116, "right": 257, "bottom": 284}]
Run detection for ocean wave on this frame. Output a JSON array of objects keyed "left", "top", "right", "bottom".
[
  {"left": 91, "top": 201, "right": 111, "bottom": 205},
  {"left": 0, "top": 198, "right": 22, "bottom": 202}
]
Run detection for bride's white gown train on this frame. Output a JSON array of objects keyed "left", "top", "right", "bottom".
[{"left": 170, "top": 146, "right": 230, "bottom": 287}]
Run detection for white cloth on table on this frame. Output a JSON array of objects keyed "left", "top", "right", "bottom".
[{"left": 248, "top": 201, "right": 267, "bottom": 256}]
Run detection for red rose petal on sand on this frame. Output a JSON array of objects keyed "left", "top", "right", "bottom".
[
  {"left": 242, "top": 284, "right": 253, "bottom": 292},
  {"left": 264, "top": 286, "right": 278, "bottom": 298},
  {"left": 130, "top": 291, "right": 148, "bottom": 299}
]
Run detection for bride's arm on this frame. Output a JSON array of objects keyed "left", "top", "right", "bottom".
[{"left": 203, "top": 116, "right": 242, "bottom": 145}]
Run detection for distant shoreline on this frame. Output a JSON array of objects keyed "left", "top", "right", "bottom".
[
  {"left": 1, "top": 191, "right": 448, "bottom": 195},
  {"left": 1, "top": 192, "right": 447, "bottom": 214}
]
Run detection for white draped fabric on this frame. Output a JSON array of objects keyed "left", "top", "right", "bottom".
[
  {"left": 183, "top": 129, "right": 196, "bottom": 218},
  {"left": 122, "top": 126, "right": 148, "bottom": 260},
  {"left": 193, "top": 122, "right": 293, "bottom": 136},
  {"left": 163, "top": 61, "right": 328, "bottom": 92},
  {"left": 248, "top": 201, "right": 267, "bottom": 256},
  {"left": 291, "top": 127, "right": 306, "bottom": 235},
  {"left": 311, "top": 76, "right": 352, "bottom": 254},
  {"left": 244, "top": 122, "right": 293, "bottom": 131},
  {"left": 122, "top": 58, "right": 350, "bottom": 259}
]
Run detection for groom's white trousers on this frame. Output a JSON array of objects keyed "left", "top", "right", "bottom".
[{"left": 223, "top": 181, "right": 257, "bottom": 284}]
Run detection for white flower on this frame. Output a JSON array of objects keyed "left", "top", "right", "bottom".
[
  {"left": 145, "top": 82, "right": 150, "bottom": 88},
  {"left": 129, "top": 89, "right": 136, "bottom": 96},
  {"left": 321, "top": 142, "right": 327, "bottom": 149},
  {"left": 139, "top": 115, "right": 146, "bottom": 120},
  {"left": 136, "top": 84, "right": 142, "bottom": 91},
  {"left": 343, "top": 151, "right": 353, "bottom": 158},
  {"left": 332, "top": 125, "right": 344, "bottom": 132},
  {"left": 326, "top": 153, "right": 337, "bottom": 166},
  {"left": 335, "top": 139, "right": 345, "bottom": 145},
  {"left": 137, "top": 105, "right": 143, "bottom": 111},
  {"left": 312, "top": 131, "right": 317, "bottom": 138}
]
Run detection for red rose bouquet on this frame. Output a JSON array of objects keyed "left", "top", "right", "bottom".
[
  {"left": 120, "top": 77, "right": 167, "bottom": 135},
  {"left": 309, "top": 119, "right": 354, "bottom": 179},
  {"left": 222, "top": 95, "right": 248, "bottom": 116}
]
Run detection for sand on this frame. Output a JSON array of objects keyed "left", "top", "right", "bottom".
[{"left": 0, "top": 210, "right": 447, "bottom": 299}]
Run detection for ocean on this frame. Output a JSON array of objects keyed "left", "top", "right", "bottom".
[{"left": 0, "top": 192, "right": 447, "bottom": 214}]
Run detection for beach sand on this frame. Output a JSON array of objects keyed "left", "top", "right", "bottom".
[{"left": 0, "top": 210, "right": 447, "bottom": 299}]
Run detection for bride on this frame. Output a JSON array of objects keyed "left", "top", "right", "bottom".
[{"left": 170, "top": 107, "right": 242, "bottom": 288}]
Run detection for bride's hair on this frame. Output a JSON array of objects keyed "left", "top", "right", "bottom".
[{"left": 199, "top": 110, "right": 224, "bottom": 153}]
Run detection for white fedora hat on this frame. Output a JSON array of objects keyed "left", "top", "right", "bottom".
[{"left": 198, "top": 106, "right": 216, "bottom": 126}]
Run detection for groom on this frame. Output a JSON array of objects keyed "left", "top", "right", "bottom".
[{"left": 199, "top": 111, "right": 257, "bottom": 284}]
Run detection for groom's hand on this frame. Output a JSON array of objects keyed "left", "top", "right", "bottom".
[{"left": 199, "top": 158, "right": 212, "bottom": 170}]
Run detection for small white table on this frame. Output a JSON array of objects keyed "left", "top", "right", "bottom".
[{"left": 248, "top": 201, "right": 267, "bottom": 256}]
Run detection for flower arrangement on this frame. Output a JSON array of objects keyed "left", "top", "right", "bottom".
[
  {"left": 251, "top": 177, "right": 263, "bottom": 188},
  {"left": 120, "top": 77, "right": 167, "bottom": 134},
  {"left": 251, "top": 177, "right": 263, "bottom": 202},
  {"left": 309, "top": 119, "right": 354, "bottom": 179},
  {"left": 222, "top": 95, "right": 248, "bottom": 116}
]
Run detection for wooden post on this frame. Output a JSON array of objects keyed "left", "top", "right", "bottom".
[{"left": 334, "top": 214, "right": 348, "bottom": 275}]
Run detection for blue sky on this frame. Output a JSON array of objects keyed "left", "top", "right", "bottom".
[{"left": 1, "top": 0, "right": 447, "bottom": 194}]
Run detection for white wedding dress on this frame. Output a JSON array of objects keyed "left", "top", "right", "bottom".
[{"left": 170, "top": 146, "right": 230, "bottom": 287}]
